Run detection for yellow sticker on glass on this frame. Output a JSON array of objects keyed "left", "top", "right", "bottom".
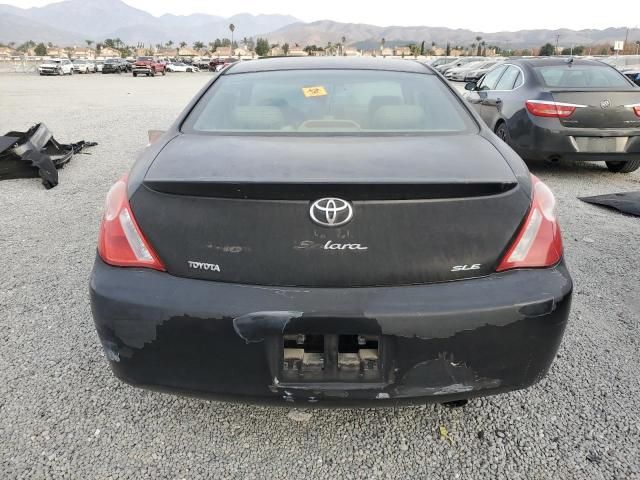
[{"left": 302, "top": 86, "right": 328, "bottom": 97}]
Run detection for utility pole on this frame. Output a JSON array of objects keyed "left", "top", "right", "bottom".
[{"left": 555, "top": 34, "right": 560, "bottom": 55}]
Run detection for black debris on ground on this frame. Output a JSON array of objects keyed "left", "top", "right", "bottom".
[
  {"left": 0, "top": 123, "right": 97, "bottom": 189},
  {"left": 579, "top": 192, "right": 640, "bottom": 217}
]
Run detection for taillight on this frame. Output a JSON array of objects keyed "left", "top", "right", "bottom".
[
  {"left": 525, "top": 100, "right": 585, "bottom": 118},
  {"left": 624, "top": 103, "right": 640, "bottom": 117},
  {"left": 497, "top": 176, "right": 563, "bottom": 272},
  {"left": 97, "top": 176, "right": 165, "bottom": 271}
]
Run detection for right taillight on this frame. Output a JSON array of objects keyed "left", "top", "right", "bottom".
[
  {"left": 525, "top": 100, "right": 585, "bottom": 118},
  {"left": 497, "top": 176, "right": 563, "bottom": 272},
  {"left": 624, "top": 103, "right": 640, "bottom": 117}
]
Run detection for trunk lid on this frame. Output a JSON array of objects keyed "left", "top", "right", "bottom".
[
  {"left": 131, "top": 134, "right": 530, "bottom": 287},
  {"left": 551, "top": 90, "right": 640, "bottom": 129}
]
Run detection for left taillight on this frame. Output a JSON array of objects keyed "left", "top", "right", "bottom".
[
  {"left": 497, "top": 176, "right": 563, "bottom": 272},
  {"left": 525, "top": 100, "right": 585, "bottom": 118},
  {"left": 97, "top": 176, "right": 165, "bottom": 271}
]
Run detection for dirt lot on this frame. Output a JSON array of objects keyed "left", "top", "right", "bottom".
[{"left": 0, "top": 72, "right": 639, "bottom": 479}]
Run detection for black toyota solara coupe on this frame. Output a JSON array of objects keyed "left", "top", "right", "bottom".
[
  {"left": 90, "top": 57, "right": 572, "bottom": 407},
  {"left": 464, "top": 58, "right": 640, "bottom": 173}
]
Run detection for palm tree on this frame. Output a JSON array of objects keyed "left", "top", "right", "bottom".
[
  {"left": 166, "top": 40, "right": 174, "bottom": 48},
  {"left": 85, "top": 39, "right": 94, "bottom": 48},
  {"left": 341, "top": 36, "right": 346, "bottom": 55},
  {"left": 475, "top": 36, "right": 482, "bottom": 56},
  {"left": 380, "top": 37, "right": 386, "bottom": 56},
  {"left": 229, "top": 24, "right": 236, "bottom": 56}
]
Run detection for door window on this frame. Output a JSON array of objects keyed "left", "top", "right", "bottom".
[
  {"left": 495, "top": 66, "right": 521, "bottom": 90},
  {"left": 477, "top": 66, "right": 507, "bottom": 91}
]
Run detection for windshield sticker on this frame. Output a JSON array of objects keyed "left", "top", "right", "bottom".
[{"left": 302, "top": 86, "right": 328, "bottom": 98}]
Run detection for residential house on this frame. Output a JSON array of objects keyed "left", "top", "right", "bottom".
[
  {"left": 213, "top": 46, "right": 232, "bottom": 57},
  {"left": 99, "top": 47, "right": 120, "bottom": 58},
  {"left": 394, "top": 46, "right": 412, "bottom": 56},
  {"left": 46, "top": 46, "right": 68, "bottom": 58},
  {"left": 0, "top": 47, "right": 18, "bottom": 58},
  {"left": 287, "top": 45, "right": 308, "bottom": 56},
  {"left": 380, "top": 47, "right": 394, "bottom": 57},
  {"left": 72, "top": 47, "right": 96, "bottom": 59},
  {"left": 343, "top": 47, "right": 360, "bottom": 56},
  {"left": 270, "top": 46, "right": 284, "bottom": 56}
]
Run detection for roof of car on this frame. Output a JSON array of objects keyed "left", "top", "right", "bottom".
[
  {"left": 225, "top": 57, "right": 433, "bottom": 74},
  {"left": 508, "top": 57, "right": 612, "bottom": 68}
]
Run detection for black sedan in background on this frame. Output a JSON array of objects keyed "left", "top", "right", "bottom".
[
  {"left": 90, "top": 57, "right": 572, "bottom": 407},
  {"left": 101, "top": 58, "right": 127, "bottom": 74},
  {"left": 464, "top": 58, "right": 640, "bottom": 173}
]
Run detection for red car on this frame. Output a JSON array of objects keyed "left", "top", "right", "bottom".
[{"left": 132, "top": 56, "right": 166, "bottom": 77}]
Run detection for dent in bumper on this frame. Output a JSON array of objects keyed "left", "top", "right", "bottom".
[{"left": 90, "top": 258, "right": 572, "bottom": 406}]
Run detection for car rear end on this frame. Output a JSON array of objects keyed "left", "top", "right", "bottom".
[
  {"left": 515, "top": 60, "right": 640, "bottom": 168},
  {"left": 90, "top": 60, "right": 572, "bottom": 406},
  {"left": 39, "top": 61, "right": 61, "bottom": 75}
]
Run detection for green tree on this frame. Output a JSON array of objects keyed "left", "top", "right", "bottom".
[
  {"left": 166, "top": 40, "right": 174, "bottom": 48},
  {"left": 539, "top": 43, "right": 555, "bottom": 56},
  {"left": 446, "top": 42, "right": 451, "bottom": 56},
  {"left": 179, "top": 41, "right": 187, "bottom": 49},
  {"left": 255, "top": 38, "right": 270, "bottom": 56},
  {"left": 475, "top": 36, "right": 483, "bottom": 55},
  {"left": 103, "top": 38, "right": 115, "bottom": 48},
  {"left": 283, "top": 43, "right": 290, "bottom": 55},
  {"left": 420, "top": 40, "right": 425, "bottom": 55},
  {"left": 34, "top": 42, "right": 47, "bottom": 56},
  {"left": 85, "top": 39, "right": 94, "bottom": 47},
  {"left": 194, "top": 41, "right": 205, "bottom": 50}
]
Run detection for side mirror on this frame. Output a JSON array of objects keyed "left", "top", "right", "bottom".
[{"left": 464, "top": 82, "right": 477, "bottom": 91}]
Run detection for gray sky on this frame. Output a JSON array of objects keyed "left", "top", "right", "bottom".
[{"left": 5, "top": 0, "right": 639, "bottom": 31}]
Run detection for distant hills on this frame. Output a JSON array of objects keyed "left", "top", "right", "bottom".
[
  {"left": 268, "top": 20, "right": 632, "bottom": 50},
  {"left": 0, "top": 0, "right": 632, "bottom": 50},
  {"left": 0, "top": 0, "right": 299, "bottom": 45}
]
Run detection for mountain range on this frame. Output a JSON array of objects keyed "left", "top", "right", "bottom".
[
  {"left": 0, "top": 0, "right": 633, "bottom": 50},
  {"left": 0, "top": 0, "right": 299, "bottom": 45}
]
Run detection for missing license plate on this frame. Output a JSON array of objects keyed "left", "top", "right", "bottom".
[{"left": 281, "top": 334, "right": 382, "bottom": 384}]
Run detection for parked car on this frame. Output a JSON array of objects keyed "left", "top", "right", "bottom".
[
  {"left": 463, "top": 60, "right": 505, "bottom": 82},
  {"left": 622, "top": 69, "right": 640, "bottom": 86},
  {"left": 445, "top": 61, "right": 487, "bottom": 81},
  {"left": 464, "top": 58, "right": 640, "bottom": 173},
  {"left": 90, "top": 57, "right": 572, "bottom": 407},
  {"left": 209, "top": 57, "right": 239, "bottom": 72},
  {"left": 194, "top": 58, "right": 211, "bottom": 70},
  {"left": 38, "top": 58, "right": 73, "bottom": 76},
  {"left": 600, "top": 55, "right": 640, "bottom": 72},
  {"left": 95, "top": 60, "right": 105, "bottom": 73},
  {"left": 166, "top": 62, "right": 199, "bottom": 73},
  {"left": 72, "top": 59, "right": 95, "bottom": 73},
  {"left": 424, "top": 57, "right": 458, "bottom": 68},
  {"left": 102, "top": 58, "right": 126, "bottom": 74},
  {"left": 132, "top": 56, "right": 166, "bottom": 77},
  {"left": 437, "top": 57, "right": 484, "bottom": 74}
]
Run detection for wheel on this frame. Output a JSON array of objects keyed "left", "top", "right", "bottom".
[
  {"left": 495, "top": 122, "right": 509, "bottom": 144},
  {"left": 133, "top": 73, "right": 137, "bottom": 77},
  {"left": 187, "top": 68, "right": 192, "bottom": 73},
  {"left": 606, "top": 159, "right": 640, "bottom": 173}
]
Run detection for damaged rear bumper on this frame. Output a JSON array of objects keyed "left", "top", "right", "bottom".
[{"left": 89, "top": 257, "right": 572, "bottom": 407}]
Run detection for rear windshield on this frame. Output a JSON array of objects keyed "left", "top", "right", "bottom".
[
  {"left": 536, "top": 65, "right": 630, "bottom": 88},
  {"left": 183, "top": 69, "right": 475, "bottom": 135}
]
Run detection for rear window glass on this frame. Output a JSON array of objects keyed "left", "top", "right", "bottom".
[
  {"left": 183, "top": 70, "right": 475, "bottom": 135},
  {"left": 536, "top": 66, "right": 630, "bottom": 88}
]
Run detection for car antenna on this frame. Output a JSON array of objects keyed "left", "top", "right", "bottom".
[{"left": 565, "top": 57, "right": 574, "bottom": 65}]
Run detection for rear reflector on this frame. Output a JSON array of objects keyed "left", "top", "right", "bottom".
[
  {"left": 497, "top": 176, "right": 563, "bottom": 271},
  {"left": 97, "top": 176, "right": 165, "bottom": 271},
  {"left": 525, "top": 100, "right": 585, "bottom": 118}
]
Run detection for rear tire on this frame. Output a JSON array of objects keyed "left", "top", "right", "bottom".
[
  {"left": 495, "top": 121, "right": 510, "bottom": 144},
  {"left": 133, "top": 73, "right": 137, "bottom": 77},
  {"left": 606, "top": 159, "right": 640, "bottom": 173}
]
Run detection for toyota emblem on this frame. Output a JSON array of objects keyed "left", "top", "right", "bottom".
[{"left": 309, "top": 198, "right": 353, "bottom": 227}]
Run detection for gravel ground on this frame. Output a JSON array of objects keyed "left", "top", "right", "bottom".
[{"left": 0, "top": 72, "right": 639, "bottom": 480}]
